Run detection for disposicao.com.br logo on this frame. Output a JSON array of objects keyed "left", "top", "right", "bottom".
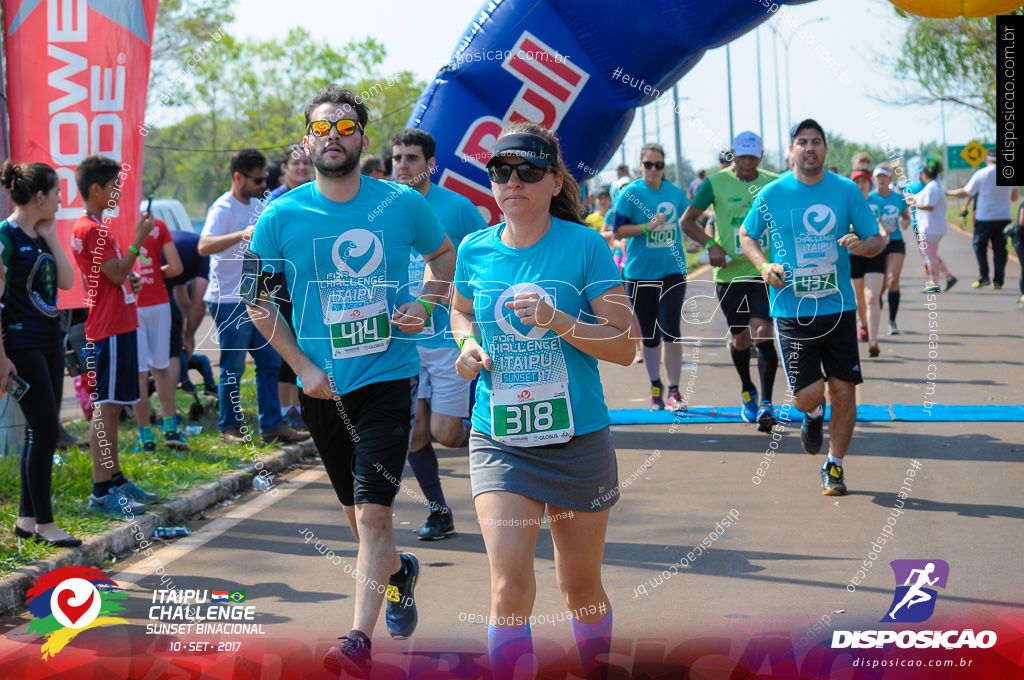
[
  {"left": 832, "top": 559, "right": 997, "bottom": 650},
  {"left": 25, "top": 566, "right": 128, "bottom": 660}
]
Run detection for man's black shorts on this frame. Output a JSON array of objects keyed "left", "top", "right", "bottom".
[
  {"left": 715, "top": 279, "right": 771, "bottom": 335},
  {"left": 883, "top": 239, "right": 906, "bottom": 256},
  {"left": 774, "top": 310, "right": 863, "bottom": 393},
  {"left": 850, "top": 252, "right": 886, "bottom": 278},
  {"left": 300, "top": 377, "right": 417, "bottom": 507}
]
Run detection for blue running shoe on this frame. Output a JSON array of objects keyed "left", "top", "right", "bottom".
[
  {"left": 385, "top": 553, "right": 419, "bottom": 639},
  {"left": 740, "top": 389, "right": 758, "bottom": 423},
  {"left": 323, "top": 633, "right": 372, "bottom": 678},
  {"left": 89, "top": 487, "right": 146, "bottom": 515},
  {"left": 116, "top": 480, "right": 158, "bottom": 505},
  {"left": 756, "top": 401, "right": 777, "bottom": 433},
  {"left": 821, "top": 461, "right": 847, "bottom": 495}
]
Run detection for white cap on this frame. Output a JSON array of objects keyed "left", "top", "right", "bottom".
[
  {"left": 872, "top": 165, "right": 893, "bottom": 178},
  {"left": 732, "top": 131, "right": 763, "bottom": 158}
]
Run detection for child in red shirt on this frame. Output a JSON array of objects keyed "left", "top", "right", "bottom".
[{"left": 71, "top": 155, "right": 159, "bottom": 515}]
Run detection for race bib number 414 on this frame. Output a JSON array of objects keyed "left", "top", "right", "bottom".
[{"left": 330, "top": 301, "right": 391, "bottom": 358}]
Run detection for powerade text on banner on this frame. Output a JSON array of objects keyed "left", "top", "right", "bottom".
[{"left": 3, "top": 0, "right": 160, "bottom": 308}]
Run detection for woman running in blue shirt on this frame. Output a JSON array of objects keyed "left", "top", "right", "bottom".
[{"left": 452, "top": 123, "right": 633, "bottom": 680}]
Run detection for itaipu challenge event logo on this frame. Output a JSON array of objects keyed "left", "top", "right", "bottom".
[{"left": 25, "top": 566, "right": 128, "bottom": 660}]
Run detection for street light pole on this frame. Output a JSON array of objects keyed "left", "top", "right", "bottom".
[
  {"left": 672, "top": 84, "right": 684, "bottom": 184},
  {"left": 772, "top": 32, "right": 783, "bottom": 169},
  {"left": 756, "top": 29, "right": 764, "bottom": 139},
  {"left": 726, "top": 43, "right": 735, "bottom": 143}
]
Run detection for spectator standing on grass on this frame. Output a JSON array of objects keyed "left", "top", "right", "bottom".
[
  {"left": 1, "top": 160, "right": 79, "bottom": 546},
  {"left": 946, "top": 148, "right": 1020, "bottom": 289},
  {"left": 198, "top": 149, "right": 308, "bottom": 445},
  {"left": 70, "top": 155, "right": 159, "bottom": 515},
  {"left": 165, "top": 229, "right": 214, "bottom": 395},
  {"left": 131, "top": 217, "right": 186, "bottom": 451},
  {"left": 265, "top": 143, "right": 313, "bottom": 431}
]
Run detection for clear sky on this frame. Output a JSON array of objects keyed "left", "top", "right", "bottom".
[{"left": 229, "top": 0, "right": 984, "bottom": 175}]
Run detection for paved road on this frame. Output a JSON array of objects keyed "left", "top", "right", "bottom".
[{"left": 8, "top": 227, "right": 1022, "bottom": 677}]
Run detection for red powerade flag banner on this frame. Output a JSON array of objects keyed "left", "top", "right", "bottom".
[{"left": 3, "top": 0, "right": 159, "bottom": 308}]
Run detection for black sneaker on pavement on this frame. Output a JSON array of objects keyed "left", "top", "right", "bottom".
[
  {"left": 323, "top": 633, "right": 372, "bottom": 678},
  {"left": 385, "top": 553, "right": 419, "bottom": 639},
  {"left": 821, "top": 461, "right": 847, "bottom": 496},
  {"left": 801, "top": 401, "right": 825, "bottom": 455},
  {"left": 417, "top": 509, "right": 455, "bottom": 540}
]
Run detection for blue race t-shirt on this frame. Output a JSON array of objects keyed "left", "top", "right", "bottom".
[
  {"left": 408, "top": 183, "right": 488, "bottom": 349},
  {"left": 742, "top": 172, "right": 879, "bottom": 319},
  {"left": 454, "top": 217, "right": 622, "bottom": 443},
  {"left": 868, "top": 190, "right": 908, "bottom": 242},
  {"left": 612, "top": 178, "right": 689, "bottom": 280},
  {"left": 250, "top": 178, "right": 446, "bottom": 395}
]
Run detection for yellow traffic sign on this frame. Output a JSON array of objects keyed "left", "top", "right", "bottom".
[{"left": 960, "top": 140, "right": 987, "bottom": 168}]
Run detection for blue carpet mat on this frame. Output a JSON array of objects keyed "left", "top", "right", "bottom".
[{"left": 607, "top": 404, "right": 1024, "bottom": 425}]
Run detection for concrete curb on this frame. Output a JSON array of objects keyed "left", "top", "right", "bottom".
[{"left": 0, "top": 438, "right": 318, "bottom": 616}]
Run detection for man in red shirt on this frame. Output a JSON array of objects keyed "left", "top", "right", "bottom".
[
  {"left": 71, "top": 155, "right": 159, "bottom": 514},
  {"left": 131, "top": 218, "right": 185, "bottom": 450}
]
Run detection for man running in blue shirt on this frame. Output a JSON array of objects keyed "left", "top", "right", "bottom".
[
  {"left": 740, "top": 119, "right": 884, "bottom": 496},
  {"left": 244, "top": 85, "right": 455, "bottom": 677}
]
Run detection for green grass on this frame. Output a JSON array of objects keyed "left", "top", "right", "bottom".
[{"left": 0, "top": 366, "right": 280, "bottom": 574}]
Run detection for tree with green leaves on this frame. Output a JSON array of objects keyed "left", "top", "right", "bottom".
[
  {"left": 884, "top": 9, "right": 1023, "bottom": 127},
  {"left": 142, "top": 3, "right": 424, "bottom": 214}
]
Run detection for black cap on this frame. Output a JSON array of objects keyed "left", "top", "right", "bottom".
[
  {"left": 487, "top": 133, "right": 557, "bottom": 168},
  {"left": 789, "top": 118, "right": 826, "bottom": 143}
]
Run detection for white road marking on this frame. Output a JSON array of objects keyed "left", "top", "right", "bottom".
[{"left": 114, "top": 468, "right": 326, "bottom": 585}]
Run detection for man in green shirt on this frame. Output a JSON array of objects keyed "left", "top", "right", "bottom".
[{"left": 681, "top": 131, "right": 779, "bottom": 431}]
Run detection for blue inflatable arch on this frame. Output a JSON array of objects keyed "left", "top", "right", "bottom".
[{"left": 406, "top": 0, "right": 813, "bottom": 223}]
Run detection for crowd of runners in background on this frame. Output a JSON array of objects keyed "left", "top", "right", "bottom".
[{"left": 1, "top": 79, "right": 1022, "bottom": 678}]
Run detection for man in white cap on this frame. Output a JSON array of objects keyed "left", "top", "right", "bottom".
[
  {"left": 947, "top": 148, "right": 1020, "bottom": 289},
  {"left": 681, "top": 131, "right": 780, "bottom": 430}
]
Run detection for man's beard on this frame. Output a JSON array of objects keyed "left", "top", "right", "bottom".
[{"left": 313, "top": 144, "right": 359, "bottom": 178}]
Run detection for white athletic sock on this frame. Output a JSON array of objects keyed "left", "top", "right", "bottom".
[
  {"left": 828, "top": 454, "right": 842, "bottom": 466},
  {"left": 281, "top": 406, "right": 290, "bottom": 417},
  {"left": 807, "top": 404, "right": 824, "bottom": 418}
]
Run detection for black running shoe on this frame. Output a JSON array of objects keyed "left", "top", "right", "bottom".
[
  {"left": 820, "top": 461, "right": 847, "bottom": 496},
  {"left": 417, "top": 509, "right": 455, "bottom": 540},
  {"left": 385, "top": 553, "right": 419, "bottom": 639},
  {"left": 323, "top": 634, "right": 372, "bottom": 678},
  {"left": 801, "top": 402, "right": 825, "bottom": 455}
]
